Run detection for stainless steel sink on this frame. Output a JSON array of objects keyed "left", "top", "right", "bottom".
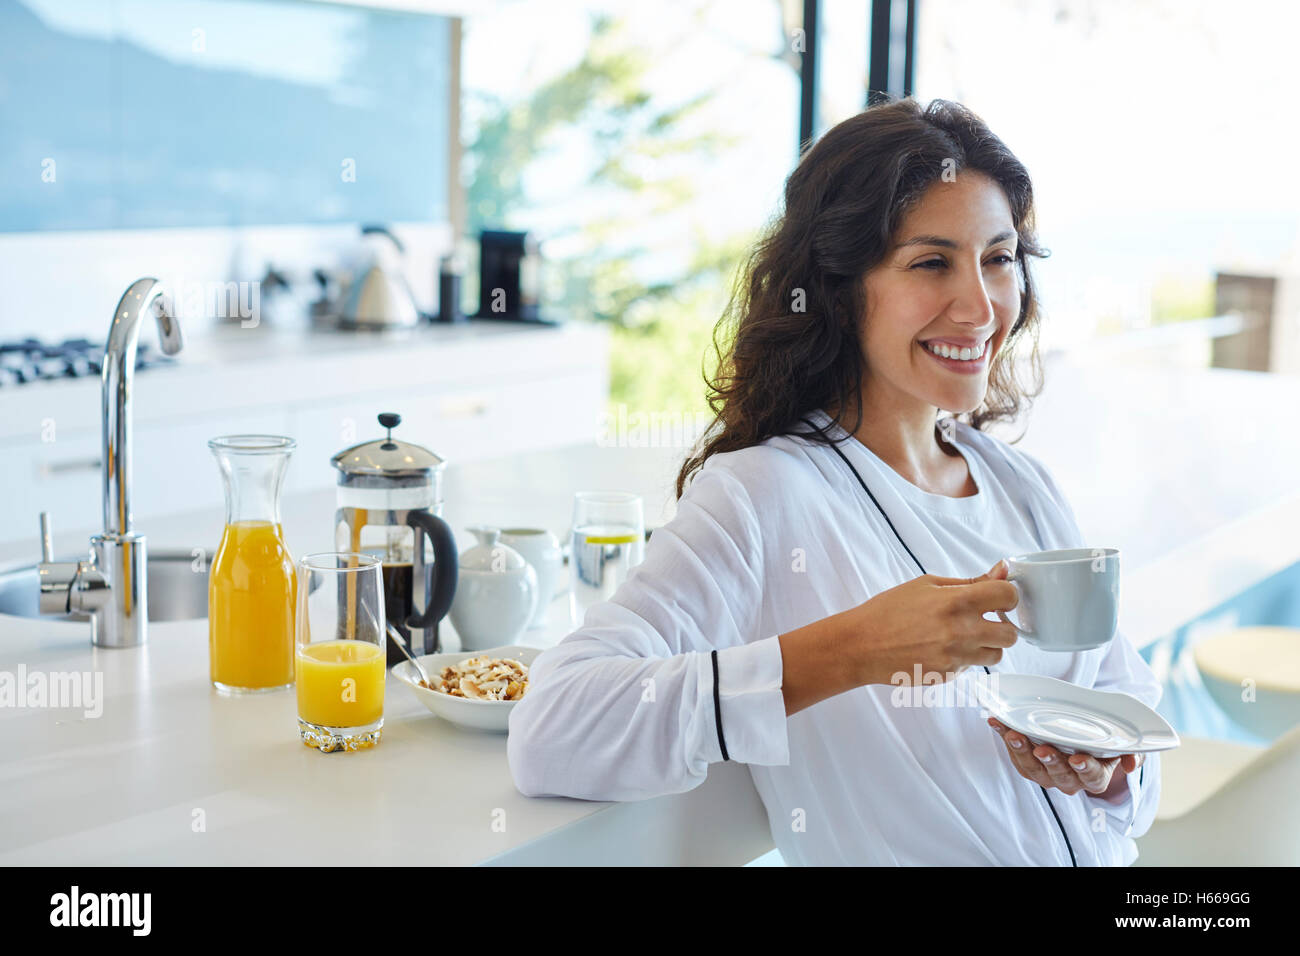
[{"left": 0, "top": 549, "right": 210, "bottom": 623}]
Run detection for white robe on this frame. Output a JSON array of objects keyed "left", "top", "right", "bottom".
[{"left": 507, "top": 408, "right": 1162, "bottom": 865}]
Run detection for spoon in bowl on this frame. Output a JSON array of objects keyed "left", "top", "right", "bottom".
[{"left": 387, "top": 622, "right": 432, "bottom": 686}]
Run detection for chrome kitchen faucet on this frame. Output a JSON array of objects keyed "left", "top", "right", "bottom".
[{"left": 37, "top": 278, "right": 183, "bottom": 647}]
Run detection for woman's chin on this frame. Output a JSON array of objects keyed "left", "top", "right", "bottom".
[{"left": 934, "top": 390, "right": 986, "bottom": 416}]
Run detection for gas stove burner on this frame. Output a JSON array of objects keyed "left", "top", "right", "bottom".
[{"left": 0, "top": 336, "right": 176, "bottom": 387}]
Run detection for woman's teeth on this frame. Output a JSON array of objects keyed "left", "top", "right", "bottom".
[{"left": 924, "top": 340, "right": 986, "bottom": 361}]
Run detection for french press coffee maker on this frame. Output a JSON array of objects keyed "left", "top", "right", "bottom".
[{"left": 332, "top": 413, "right": 458, "bottom": 666}]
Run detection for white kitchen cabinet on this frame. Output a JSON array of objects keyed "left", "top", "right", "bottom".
[
  {"left": 0, "top": 322, "right": 610, "bottom": 546},
  {"left": 1, "top": 408, "right": 293, "bottom": 549},
  {"left": 5, "top": 430, "right": 103, "bottom": 547},
  {"left": 287, "top": 370, "right": 606, "bottom": 492},
  {"left": 135, "top": 409, "right": 295, "bottom": 522}
]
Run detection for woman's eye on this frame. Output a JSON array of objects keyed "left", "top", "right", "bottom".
[{"left": 911, "top": 255, "right": 1014, "bottom": 271}]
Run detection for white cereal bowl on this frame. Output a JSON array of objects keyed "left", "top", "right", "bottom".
[{"left": 392, "top": 645, "right": 541, "bottom": 733}]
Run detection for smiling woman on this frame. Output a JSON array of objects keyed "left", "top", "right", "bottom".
[
  {"left": 856, "top": 171, "right": 1026, "bottom": 494},
  {"left": 677, "top": 98, "right": 1049, "bottom": 499},
  {"left": 507, "top": 97, "right": 1163, "bottom": 867}
]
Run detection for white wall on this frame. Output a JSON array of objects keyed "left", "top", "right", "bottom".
[{"left": 0, "top": 221, "right": 454, "bottom": 342}]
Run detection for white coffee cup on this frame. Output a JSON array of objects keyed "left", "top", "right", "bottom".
[{"left": 995, "top": 547, "right": 1120, "bottom": 652}]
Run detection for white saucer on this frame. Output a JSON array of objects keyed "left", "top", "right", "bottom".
[{"left": 972, "top": 672, "right": 1180, "bottom": 758}]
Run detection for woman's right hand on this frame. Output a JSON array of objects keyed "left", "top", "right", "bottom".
[
  {"left": 850, "top": 560, "right": 1021, "bottom": 686},
  {"left": 779, "top": 560, "right": 1020, "bottom": 715}
]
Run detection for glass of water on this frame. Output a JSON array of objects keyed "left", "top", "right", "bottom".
[{"left": 570, "top": 491, "right": 645, "bottom": 625}]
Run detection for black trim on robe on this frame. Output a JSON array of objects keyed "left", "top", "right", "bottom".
[{"left": 711, "top": 649, "right": 730, "bottom": 761}]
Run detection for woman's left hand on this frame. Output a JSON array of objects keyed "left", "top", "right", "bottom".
[{"left": 987, "top": 717, "right": 1144, "bottom": 797}]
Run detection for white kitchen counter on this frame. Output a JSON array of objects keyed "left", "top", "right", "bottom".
[
  {"left": 0, "top": 605, "right": 772, "bottom": 866},
  {"left": 0, "top": 442, "right": 774, "bottom": 866},
  {"left": 1, "top": 352, "right": 1295, "bottom": 865}
]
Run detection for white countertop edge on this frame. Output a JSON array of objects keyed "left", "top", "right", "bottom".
[{"left": 479, "top": 760, "right": 774, "bottom": 867}]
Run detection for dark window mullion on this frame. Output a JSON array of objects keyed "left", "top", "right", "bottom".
[
  {"left": 903, "top": 0, "right": 916, "bottom": 96},
  {"left": 868, "top": 0, "right": 917, "bottom": 104},
  {"left": 799, "top": 0, "right": 820, "bottom": 153}
]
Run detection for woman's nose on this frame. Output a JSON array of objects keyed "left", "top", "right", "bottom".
[{"left": 947, "top": 268, "right": 996, "bottom": 326}]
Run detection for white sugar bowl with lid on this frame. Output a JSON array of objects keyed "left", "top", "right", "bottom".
[{"left": 448, "top": 526, "right": 539, "bottom": 651}]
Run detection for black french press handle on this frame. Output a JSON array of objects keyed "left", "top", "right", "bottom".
[{"left": 405, "top": 511, "right": 458, "bottom": 629}]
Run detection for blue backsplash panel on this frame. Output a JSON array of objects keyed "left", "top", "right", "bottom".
[{"left": 0, "top": 0, "right": 450, "bottom": 231}]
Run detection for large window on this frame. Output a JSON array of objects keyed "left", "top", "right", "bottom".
[
  {"left": 915, "top": 0, "right": 1300, "bottom": 371},
  {"left": 812, "top": 0, "right": 872, "bottom": 140},
  {"left": 461, "top": 0, "right": 802, "bottom": 418}
]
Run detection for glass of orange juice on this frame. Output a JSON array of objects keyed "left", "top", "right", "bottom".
[{"left": 295, "top": 552, "right": 386, "bottom": 752}]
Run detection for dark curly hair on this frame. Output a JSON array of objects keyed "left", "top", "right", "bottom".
[{"left": 676, "top": 96, "right": 1048, "bottom": 499}]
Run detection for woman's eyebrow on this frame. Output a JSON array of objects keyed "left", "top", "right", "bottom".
[{"left": 895, "top": 230, "right": 1016, "bottom": 250}]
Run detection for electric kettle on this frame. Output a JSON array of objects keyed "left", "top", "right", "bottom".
[{"left": 339, "top": 225, "right": 421, "bottom": 329}]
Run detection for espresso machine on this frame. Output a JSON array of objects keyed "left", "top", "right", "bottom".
[
  {"left": 332, "top": 413, "right": 458, "bottom": 665},
  {"left": 472, "top": 230, "right": 557, "bottom": 324}
]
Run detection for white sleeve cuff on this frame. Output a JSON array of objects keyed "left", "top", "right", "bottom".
[
  {"left": 1084, "top": 755, "right": 1147, "bottom": 836},
  {"left": 708, "top": 635, "right": 790, "bottom": 768}
]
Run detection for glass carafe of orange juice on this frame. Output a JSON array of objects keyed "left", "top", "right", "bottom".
[{"left": 208, "top": 435, "right": 297, "bottom": 695}]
